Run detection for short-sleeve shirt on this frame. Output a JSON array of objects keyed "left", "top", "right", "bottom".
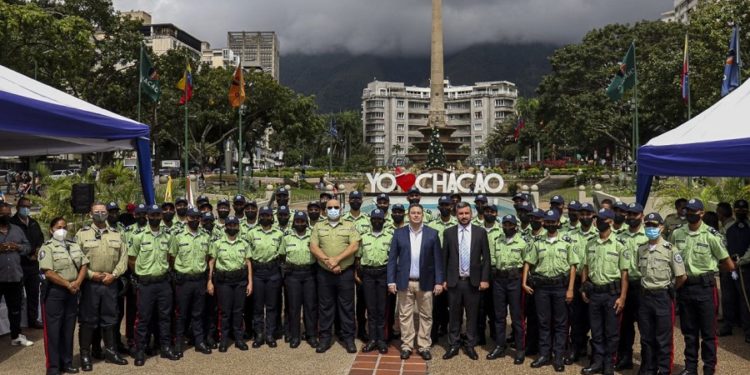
[
  {"left": 39, "top": 239, "right": 89, "bottom": 282},
  {"left": 169, "top": 229, "right": 211, "bottom": 274},
  {"left": 210, "top": 237, "right": 251, "bottom": 272},
  {"left": 584, "top": 235, "right": 627, "bottom": 285},
  {"left": 492, "top": 232, "right": 527, "bottom": 270},
  {"left": 342, "top": 212, "right": 371, "bottom": 235},
  {"left": 75, "top": 225, "right": 128, "bottom": 278},
  {"left": 358, "top": 231, "right": 393, "bottom": 267},
  {"left": 248, "top": 227, "right": 286, "bottom": 263},
  {"left": 525, "top": 234, "right": 579, "bottom": 278},
  {"left": 311, "top": 220, "right": 360, "bottom": 271},
  {"left": 638, "top": 239, "right": 686, "bottom": 290},
  {"left": 128, "top": 229, "right": 172, "bottom": 277},
  {"left": 618, "top": 227, "right": 649, "bottom": 279},
  {"left": 669, "top": 223, "right": 729, "bottom": 276},
  {"left": 284, "top": 229, "right": 315, "bottom": 266}
]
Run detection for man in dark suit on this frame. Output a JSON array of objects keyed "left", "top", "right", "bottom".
[
  {"left": 442, "top": 202, "right": 491, "bottom": 360},
  {"left": 387, "top": 204, "right": 444, "bottom": 361}
]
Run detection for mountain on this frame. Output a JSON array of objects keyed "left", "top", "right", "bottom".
[{"left": 280, "top": 42, "right": 559, "bottom": 113}]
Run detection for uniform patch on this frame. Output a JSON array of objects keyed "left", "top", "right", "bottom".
[
  {"left": 674, "top": 253, "right": 683, "bottom": 264},
  {"left": 623, "top": 251, "right": 631, "bottom": 259},
  {"left": 38, "top": 250, "right": 45, "bottom": 260}
]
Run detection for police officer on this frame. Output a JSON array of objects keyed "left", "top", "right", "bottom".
[
  {"left": 561, "top": 200, "right": 582, "bottom": 234},
  {"left": 375, "top": 193, "right": 392, "bottom": 228},
  {"left": 40, "top": 217, "right": 88, "bottom": 375},
  {"left": 516, "top": 201, "right": 534, "bottom": 237},
  {"left": 196, "top": 195, "right": 210, "bottom": 211},
  {"left": 406, "top": 187, "right": 433, "bottom": 224},
  {"left": 357, "top": 209, "right": 391, "bottom": 354},
  {"left": 616, "top": 202, "right": 648, "bottom": 370},
  {"left": 477, "top": 204, "right": 500, "bottom": 346},
  {"left": 175, "top": 197, "right": 189, "bottom": 227},
  {"left": 487, "top": 215, "right": 528, "bottom": 364},
  {"left": 242, "top": 200, "right": 259, "bottom": 234},
  {"left": 275, "top": 206, "right": 292, "bottom": 235},
  {"left": 240, "top": 199, "right": 258, "bottom": 338},
  {"left": 247, "top": 206, "right": 285, "bottom": 348},
  {"left": 307, "top": 201, "right": 323, "bottom": 227},
  {"left": 472, "top": 195, "right": 489, "bottom": 226},
  {"left": 216, "top": 199, "right": 231, "bottom": 229},
  {"left": 550, "top": 195, "right": 569, "bottom": 228},
  {"left": 202, "top": 212, "right": 221, "bottom": 240},
  {"left": 232, "top": 195, "right": 246, "bottom": 218},
  {"left": 522, "top": 208, "right": 547, "bottom": 357},
  {"left": 200, "top": 211, "right": 221, "bottom": 348},
  {"left": 389, "top": 204, "right": 407, "bottom": 231},
  {"left": 161, "top": 201, "right": 179, "bottom": 233},
  {"left": 567, "top": 202, "right": 597, "bottom": 365},
  {"left": 128, "top": 204, "right": 180, "bottom": 365},
  {"left": 663, "top": 198, "right": 688, "bottom": 240},
  {"left": 275, "top": 187, "right": 290, "bottom": 209},
  {"left": 638, "top": 213, "right": 687, "bottom": 375},
  {"left": 119, "top": 203, "right": 147, "bottom": 352},
  {"left": 450, "top": 193, "right": 462, "bottom": 215},
  {"left": 670, "top": 199, "right": 735, "bottom": 375},
  {"left": 611, "top": 201, "right": 629, "bottom": 235},
  {"left": 581, "top": 209, "right": 628, "bottom": 375},
  {"left": 522, "top": 210, "right": 579, "bottom": 372},
  {"left": 284, "top": 211, "right": 318, "bottom": 349},
  {"left": 169, "top": 208, "right": 212, "bottom": 355},
  {"left": 343, "top": 191, "right": 370, "bottom": 235},
  {"left": 76, "top": 202, "right": 129, "bottom": 370},
  {"left": 319, "top": 191, "right": 334, "bottom": 219},
  {"left": 105, "top": 202, "right": 125, "bottom": 232},
  {"left": 427, "top": 195, "right": 457, "bottom": 341},
  {"left": 208, "top": 216, "right": 252, "bottom": 352},
  {"left": 726, "top": 199, "right": 750, "bottom": 341}
]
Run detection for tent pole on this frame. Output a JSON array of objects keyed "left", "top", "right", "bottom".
[{"left": 138, "top": 44, "right": 142, "bottom": 123}]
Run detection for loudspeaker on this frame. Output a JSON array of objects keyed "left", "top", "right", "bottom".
[{"left": 71, "top": 183, "right": 95, "bottom": 214}]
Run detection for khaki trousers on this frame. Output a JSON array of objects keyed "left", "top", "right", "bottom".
[{"left": 397, "top": 281, "right": 433, "bottom": 351}]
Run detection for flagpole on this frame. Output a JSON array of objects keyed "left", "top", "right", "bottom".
[
  {"left": 184, "top": 98, "right": 189, "bottom": 186},
  {"left": 138, "top": 44, "right": 143, "bottom": 123},
  {"left": 687, "top": 33, "right": 692, "bottom": 120},
  {"left": 632, "top": 41, "right": 639, "bottom": 164},
  {"left": 238, "top": 106, "right": 243, "bottom": 195}
]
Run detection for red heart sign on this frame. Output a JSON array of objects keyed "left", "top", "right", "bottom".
[{"left": 395, "top": 173, "right": 417, "bottom": 192}]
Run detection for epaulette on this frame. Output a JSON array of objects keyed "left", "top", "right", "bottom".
[
  {"left": 44, "top": 239, "right": 53, "bottom": 245},
  {"left": 707, "top": 227, "right": 720, "bottom": 236},
  {"left": 81, "top": 225, "right": 91, "bottom": 231},
  {"left": 616, "top": 237, "right": 626, "bottom": 245},
  {"left": 65, "top": 239, "right": 76, "bottom": 244},
  {"left": 663, "top": 241, "right": 673, "bottom": 249},
  {"left": 562, "top": 236, "right": 573, "bottom": 243},
  {"left": 674, "top": 224, "right": 683, "bottom": 229}
]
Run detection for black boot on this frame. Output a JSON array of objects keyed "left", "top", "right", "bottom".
[
  {"left": 91, "top": 328, "right": 104, "bottom": 360},
  {"left": 78, "top": 326, "right": 94, "bottom": 372},
  {"left": 160, "top": 346, "right": 180, "bottom": 361},
  {"left": 102, "top": 326, "right": 128, "bottom": 366}
]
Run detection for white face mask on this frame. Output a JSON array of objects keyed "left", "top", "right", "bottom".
[
  {"left": 52, "top": 229, "right": 67, "bottom": 242},
  {"left": 327, "top": 208, "right": 341, "bottom": 220}
]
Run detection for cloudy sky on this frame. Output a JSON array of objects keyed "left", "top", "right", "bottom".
[{"left": 113, "top": 0, "right": 671, "bottom": 55}]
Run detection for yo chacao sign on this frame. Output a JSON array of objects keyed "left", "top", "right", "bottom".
[{"left": 365, "top": 172, "right": 504, "bottom": 194}]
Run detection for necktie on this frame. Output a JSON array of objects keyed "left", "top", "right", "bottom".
[{"left": 460, "top": 228, "right": 470, "bottom": 276}]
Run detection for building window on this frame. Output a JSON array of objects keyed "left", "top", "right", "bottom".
[
  {"left": 474, "top": 111, "right": 483, "bottom": 120},
  {"left": 397, "top": 124, "right": 405, "bottom": 132},
  {"left": 397, "top": 112, "right": 405, "bottom": 120},
  {"left": 397, "top": 136, "right": 405, "bottom": 143},
  {"left": 474, "top": 99, "right": 482, "bottom": 107},
  {"left": 474, "top": 135, "right": 483, "bottom": 142},
  {"left": 397, "top": 100, "right": 404, "bottom": 108},
  {"left": 473, "top": 123, "right": 483, "bottom": 131}
]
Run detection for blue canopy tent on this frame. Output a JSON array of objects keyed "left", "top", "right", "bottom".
[
  {"left": 0, "top": 64, "right": 154, "bottom": 204},
  {"left": 636, "top": 78, "right": 750, "bottom": 206}
]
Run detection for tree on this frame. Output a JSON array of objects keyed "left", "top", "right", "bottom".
[{"left": 426, "top": 128, "right": 447, "bottom": 169}]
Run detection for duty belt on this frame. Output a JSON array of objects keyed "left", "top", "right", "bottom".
[
  {"left": 493, "top": 267, "right": 522, "bottom": 279},
  {"left": 285, "top": 263, "right": 314, "bottom": 271},
  {"left": 137, "top": 273, "right": 169, "bottom": 285},
  {"left": 253, "top": 259, "right": 280, "bottom": 270},
  {"left": 591, "top": 280, "right": 621, "bottom": 294},
  {"left": 174, "top": 272, "right": 205, "bottom": 283},
  {"left": 685, "top": 272, "right": 716, "bottom": 286},
  {"left": 532, "top": 274, "right": 567, "bottom": 286},
  {"left": 360, "top": 265, "right": 387, "bottom": 274},
  {"left": 214, "top": 268, "right": 248, "bottom": 283}
]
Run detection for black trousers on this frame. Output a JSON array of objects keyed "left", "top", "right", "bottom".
[
  {"left": 203, "top": 292, "right": 218, "bottom": 342},
  {"left": 317, "top": 267, "right": 355, "bottom": 344},
  {"left": 569, "top": 277, "right": 590, "bottom": 354},
  {"left": 22, "top": 263, "right": 40, "bottom": 324},
  {"left": 216, "top": 279, "right": 247, "bottom": 342},
  {"left": 477, "top": 287, "right": 495, "bottom": 342},
  {"left": 535, "top": 284, "right": 568, "bottom": 358},
  {"left": 175, "top": 279, "right": 206, "bottom": 344},
  {"left": 740, "top": 265, "right": 750, "bottom": 340},
  {"left": 639, "top": 290, "right": 675, "bottom": 375},
  {"left": 252, "top": 268, "right": 282, "bottom": 338},
  {"left": 356, "top": 282, "right": 367, "bottom": 339},
  {"left": 243, "top": 293, "right": 254, "bottom": 338},
  {"left": 135, "top": 280, "right": 172, "bottom": 350},
  {"left": 79, "top": 281, "right": 118, "bottom": 328},
  {"left": 678, "top": 283, "right": 719, "bottom": 374},
  {"left": 525, "top": 289, "right": 539, "bottom": 353},
  {"left": 719, "top": 271, "right": 741, "bottom": 329},
  {"left": 588, "top": 291, "right": 620, "bottom": 367},
  {"left": 431, "top": 292, "right": 449, "bottom": 338},
  {"left": 0, "top": 281, "right": 23, "bottom": 339},
  {"left": 448, "top": 279, "right": 480, "bottom": 347},
  {"left": 42, "top": 285, "right": 77, "bottom": 375},
  {"left": 117, "top": 272, "right": 137, "bottom": 347},
  {"left": 492, "top": 277, "right": 524, "bottom": 351},
  {"left": 285, "top": 267, "right": 317, "bottom": 340},
  {"left": 618, "top": 282, "right": 640, "bottom": 359},
  {"left": 361, "top": 268, "right": 388, "bottom": 342}
]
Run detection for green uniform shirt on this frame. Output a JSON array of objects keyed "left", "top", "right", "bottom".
[
  {"left": 483, "top": 224, "right": 503, "bottom": 255},
  {"left": 169, "top": 229, "right": 211, "bottom": 274},
  {"left": 525, "top": 234, "right": 579, "bottom": 278},
  {"left": 584, "top": 235, "right": 627, "bottom": 285},
  {"left": 471, "top": 216, "right": 485, "bottom": 227},
  {"left": 422, "top": 209, "right": 434, "bottom": 224},
  {"left": 427, "top": 216, "right": 458, "bottom": 245},
  {"left": 128, "top": 229, "right": 172, "bottom": 277},
  {"left": 358, "top": 231, "right": 392, "bottom": 267},
  {"left": 210, "top": 237, "right": 251, "bottom": 272},
  {"left": 272, "top": 223, "right": 292, "bottom": 236},
  {"left": 571, "top": 226, "right": 598, "bottom": 275},
  {"left": 75, "top": 225, "right": 128, "bottom": 279},
  {"left": 618, "top": 227, "right": 648, "bottom": 279},
  {"left": 523, "top": 228, "right": 547, "bottom": 244},
  {"left": 284, "top": 229, "right": 315, "bottom": 266},
  {"left": 669, "top": 223, "right": 729, "bottom": 276},
  {"left": 662, "top": 213, "right": 687, "bottom": 240},
  {"left": 39, "top": 240, "right": 89, "bottom": 282},
  {"left": 160, "top": 221, "right": 182, "bottom": 236},
  {"left": 560, "top": 220, "right": 581, "bottom": 234},
  {"left": 343, "top": 211, "right": 371, "bottom": 235},
  {"left": 248, "top": 226, "right": 286, "bottom": 263},
  {"left": 122, "top": 224, "right": 146, "bottom": 248},
  {"left": 612, "top": 225, "right": 627, "bottom": 236},
  {"left": 240, "top": 220, "right": 258, "bottom": 236},
  {"left": 492, "top": 232, "right": 527, "bottom": 270},
  {"left": 638, "top": 240, "right": 686, "bottom": 290},
  {"left": 311, "top": 220, "right": 360, "bottom": 271}
]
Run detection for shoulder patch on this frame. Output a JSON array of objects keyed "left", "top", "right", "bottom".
[
  {"left": 562, "top": 236, "right": 573, "bottom": 243},
  {"left": 617, "top": 238, "right": 626, "bottom": 245},
  {"left": 623, "top": 251, "right": 630, "bottom": 259},
  {"left": 663, "top": 241, "right": 672, "bottom": 249},
  {"left": 38, "top": 250, "right": 45, "bottom": 260},
  {"left": 674, "top": 253, "right": 683, "bottom": 264},
  {"left": 708, "top": 227, "right": 720, "bottom": 235}
]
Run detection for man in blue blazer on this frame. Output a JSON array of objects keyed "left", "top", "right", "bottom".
[{"left": 387, "top": 204, "right": 445, "bottom": 361}]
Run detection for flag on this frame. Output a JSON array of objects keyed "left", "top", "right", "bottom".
[
  {"left": 140, "top": 47, "right": 161, "bottom": 102},
  {"left": 681, "top": 34, "right": 690, "bottom": 103},
  {"left": 606, "top": 42, "right": 636, "bottom": 101},
  {"left": 228, "top": 64, "right": 246, "bottom": 108},
  {"left": 176, "top": 63, "right": 193, "bottom": 105},
  {"left": 722, "top": 26, "right": 742, "bottom": 97},
  {"left": 329, "top": 117, "right": 338, "bottom": 138},
  {"left": 513, "top": 117, "right": 525, "bottom": 142},
  {"left": 164, "top": 176, "right": 173, "bottom": 202}
]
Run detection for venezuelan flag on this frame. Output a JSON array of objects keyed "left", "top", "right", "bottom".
[{"left": 177, "top": 63, "right": 193, "bottom": 105}]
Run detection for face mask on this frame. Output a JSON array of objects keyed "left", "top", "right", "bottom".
[
  {"left": 277, "top": 199, "right": 289, "bottom": 207},
  {"left": 260, "top": 218, "right": 273, "bottom": 227},
  {"left": 327, "top": 208, "right": 341, "bottom": 220},
  {"left": 530, "top": 221, "right": 542, "bottom": 231},
  {"left": 52, "top": 229, "right": 67, "bottom": 242},
  {"left": 203, "top": 223, "right": 214, "bottom": 232},
  {"left": 596, "top": 221, "right": 611, "bottom": 232},
  {"left": 371, "top": 221, "right": 384, "bottom": 232},
  {"left": 225, "top": 228, "right": 239, "bottom": 237},
  {"left": 218, "top": 210, "right": 230, "bottom": 219},
  {"left": 148, "top": 218, "right": 161, "bottom": 227},
  {"left": 92, "top": 213, "right": 107, "bottom": 224},
  {"left": 737, "top": 213, "right": 748, "bottom": 222},
  {"left": 163, "top": 212, "right": 175, "bottom": 222},
  {"left": 107, "top": 216, "right": 118, "bottom": 226},
  {"left": 408, "top": 198, "right": 420, "bottom": 205},
  {"left": 519, "top": 213, "right": 530, "bottom": 224},
  {"left": 503, "top": 228, "right": 516, "bottom": 238},
  {"left": 543, "top": 224, "right": 558, "bottom": 233},
  {"left": 568, "top": 213, "right": 578, "bottom": 222},
  {"left": 614, "top": 215, "right": 626, "bottom": 225},
  {"left": 475, "top": 205, "right": 485, "bottom": 214},
  {"left": 392, "top": 214, "right": 405, "bottom": 224},
  {"left": 579, "top": 218, "right": 593, "bottom": 227},
  {"left": 18, "top": 207, "right": 30, "bottom": 217},
  {"left": 176, "top": 208, "right": 188, "bottom": 217},
  {"left": 187, "top": 220, "right": 200, "bottom": 230},
  {"left": 484, "top": 215, "right": 497, "bottom": 224},
  {"left": 136, "top": 216, "right": 147, "bottom": 226},
  {"left": 349, "top": 201, "right": 362, "bottom": 211},
  {"left": 293, "top": 224, "right": 307, "bottom": 233},
  {"left": 377, "top": 205, "right": 389, "bottom": 214},
  {"left": 308, "top": 212, "right": 320, "bottom": 221},
  {"left": 686, "top": 213, "right": 701, "bottom": 224},
  {"left": 439, "top": 207, "right": 451, "bottom": 217},
  {"left": 278, "top": 217, "right": 290, "bottom": 227},
  {"left": 233, "top": 206, "right": 245, "bottom": 215},
  {"left": 645, "top": 227, "right": 661, "bottom": 240},
  {"left": 628, "top": 218, "right": 641, "bottom": 228},
  {"left": 246, "top": 211, "right": 257, "bottom": 220}
]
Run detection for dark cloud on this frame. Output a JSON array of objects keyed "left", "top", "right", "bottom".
[{"left": 113, "top": 0, "right": 671, "bottom": 55}]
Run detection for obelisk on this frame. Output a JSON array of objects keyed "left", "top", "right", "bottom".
[{"left": 429, "top": 0, "right": 446, "bottom": 129}]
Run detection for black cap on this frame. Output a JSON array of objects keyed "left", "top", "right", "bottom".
[
  {"left": 644, "top": 212, "right": 664, "bottom": 224},
  {"left": 233, "top": 195, "right": 246, "bottom": 204},
  {"left": 686, "top": 198, "right": 704, "bottom": 211},
  {"left": 187, "top": 208, "right": 202, "bottom": 217},
  {"left": 175, "top": 197, "right": 188, "bottom": 205},
  {"left": 277, "top": 206, "right": 290, "bottom": 215},
  {"left": 259, "top": 206, "right": 273, "bottom": 215},
  {"left": 544, "top": 210, "right": 560, "bottom": 221},
  {"left": 597, "top": 208, "right": 615, "bottom": 220},
  {"left": 614, "top": 201, "right": 628, "bottom": 211},
  {"left": 376, "top": 193, "right": 390, "bottom": 202},
  {"left": 217, "top": 198, "right": 230, "bottom": 207},
  {"left": 626, "top": 203, "right": 644, "bottom": 213},
  {"left": 106, "top": 202, "right": 120, "bottom": 211},
  {"left": 370, "top": 209, "right": 385, "bottom": 219},
  {"left": 550, "top": 195, "right": 565, "bottom": 205},
  {"left": 501, "top": 215, "right": 517, "bottom": 225},
  {"left": 307, "top": 200, "right": 321, "bottom": 208},
  {"left": 484, "top": 204, "right": 498, "bottom": 213},
  {"left": 512, "top": 193, "right": 528, "bottom": 202},
  {"left": 515, "top": 201, "right": 532, "bottom": 212},
  {"left": 568, "top": 200, "right": 582, "bottom": 210},
  {"left": 246, "top": 200, "right": 257, "bottom": 207},
  {"left": 293, "top": 211, "right": 308, "bottom": 221},
  {"left": 161, "top": 201, "right": 175, "bottom": 209},
  {"left": 579, "top": 203, "right": 595, "bottom": 213},
  {"left": 474, "top": 195, "right": 488, "bottom": 203},
  {"left": 392, "top": 204, "right": 405, "bottom": 212},
  {"left": 202, "top": 212, "right": 215, "bottom": 221},
  {"left": 147, "top": 204, "right": 162, "bottom": 214},
  {"left": 349, "top": 191, "right": 363, "bottom": 199},
  {"left": 407, "top": 187, "right": 421, "bottom": 195},
  {"left": 320, "top": 191, "right": 333, "bottom": 199},
  {"left": 530, "top": 208, "right": 546, "bottom": 218},
  {"left": 734, "top": 199, "right": 749, "bottom": 209},
  {"left": 438, "top": 195, "right": 451, "bottom": 205},
  {"left": 135, "top": 203, "right": 148, "bottom": 214},
  {"left": 276, "top": 187, "right": 289, "bottom": 195},
  {"left": 225, "top": 216, "right": 240, "bottom": 225}
]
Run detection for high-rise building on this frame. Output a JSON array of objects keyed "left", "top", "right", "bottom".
[
  {"left": 201, "top": 48, "right": 240, "bottom": 69},
  {"left": 227, "top": 31, "right": 280, "bottom": 80},
  {"left": 661, "top": 0, "right": 700, "bottom": 23},
  {"left": 121, "top": 11, "right": 205, "bottom": 58},
  {"left": 361, "top": 80, "right": 517, "bottom": 166}
]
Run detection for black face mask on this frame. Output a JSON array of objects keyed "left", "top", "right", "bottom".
[
  {"left": 187, "top": 221, "right": 200, "bottom": 230},
  {"left": 568, "top": 213, "right": 579, "bottom": 222},
  {"left": 484, "top": 215, "right": 497, "bottom": 224},
  {"left": 686, "top": 213, "right": 701, "bottom": 224},
  {"left": 176, "top": 208, "right": 188, "bottom": 217},
  {"left": 293, "top": 224, "right": 307, "bottom": 233},
  {"left": 596, "top": 221, "right": 611, "bottom": 232},
  {"left": 163, "top": 212, "right": 175, "bottom": 222},
  {"left": 233, "top": 206, "right": 245, "bottom": 215},
  {"left": 203, "top": 223, "right": 214, "bottom": 232},
  {"left": 543, "top": 224, "right": 558, "bottom": 233},
  {"left": 519, "top": 213, "right": 530, "bottom": 224},
  {"left": 371, "top": 221, "right": 384, "bottom": 232},
  {"left": 349, "top": 201, "right": 362, "bottom": 211},
  {"left": 136, "top": 216, "right": 147, "bottom": 226},
  {"left": 260, "top": 218, "right": 273, "bottom": 227},
  {"left": 614, "top": 215, "right": 626, "bottom": 225},
  {"left": 246, "top": 211, "right": 257, "bottom": 220},
  {"left": 408, "top": 198, "right": 420, "bottom": 205},
  {"left": 737, "top": 213, "right": 748, "bottom": 222},
  {"left": 0, "top": 215, "right": 9, "bottom": 226},
  {"left": 579, "top": 218, "right": 593, "bottom": 227},
  {"left": 377, "top": 205, "right": 389, "bottom": 214},
  {"left": 392, "top": 214, "right": 405, "bottom": 224},
  {"left": 225, "top": 228, "right": 239, "bottom": 237},
  {"left": 107, "top": 216, "right": 118, "bottom": 226},
  {"left": 530, "top": 221, "right": 543, "bottom": 231},
  {"left": 148, "top": 218, "right": 161, "bottom": 227},
  {"left": 627, "top": 218, "right": 641, "bottom": 228},
  {"left": 277, "top": 199, "right": 289, "bottom": 207},
  {"left": 439, "top": 207, "right": 451, "bottom": 217},
  {"left": 503, "top": 228, "right": 517, "bottom": 238},
  {"left": 218, "top": 210, "right": 230, "bottom": 219},
  {"left": 278, "top": 217, "right": 290, "bottom": 227},
  {"left": 308, "top": 212, "right": 320, "bottom": 221}
]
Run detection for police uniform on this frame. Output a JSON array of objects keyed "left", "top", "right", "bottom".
[
  {"left": 284, "top": 212, "right": 318, "bottom": 347},
  {"left": 241, "top": 200, "right": 259, "bottom": 235},
  {"left": 524, "top": 210, "right": 579, "bottom": 369},
  {"left": 582, "top": 209, "right": 627, "bottom": 374},
  {"left": 560, "top": 201, "right": 582, "bottom": 234},
  {"left": 427, "top": 196, "right": 457, "bottom": 340},
  {"left": 638, "top": 212, "right": 686, "bottom": 375},
  {"left": 357, "top": 209, "right": 392, "bottom": 351},
  {"left": 199, "top": 211, "right": 221, "bottom": 348},
  {"left": 209, "top": 217, "right": 251, "bottom": 350},
  {"left": 489, "top": 215, "right": 527, "bottom": 362},
  {"left": 75, "top": 222, "right": 129, "bottom": 369},
  {"left": 273, "top": 205, "right": 292, "bottom": 235},
  {"left": 39, "top": 238, "right": 88, "bottom": 375},
  {"left": 128, "top": 205, "right": 179, "bottom": 364},
  {"left": 343, "top": 210, "right": 371, "bottom": 235},
  {"left": 522, "top": 208, "right": 547, "bottom": 356},
  {"left": 344, "top": 191, "right": 372, "bottom": 341},
  {"left": 170, "top": 208, "right": 212, "bottom": 354},
  {"left": 477, "top": 205, "right": 501, "bottom": 345},
  {"left": 386, "top": 204, "right": 406, "bottom": 232},
  {"left": 118, "top": 204, "right": 147, "bottom": 351},
  {"left": 663, "top": 213, "right": 687, "bottom": 241},
  {"left": 406, "top": 187, "right": 433, "bottom": 224},
  {"left": 567, "top": 204, "right": 598, "bottom": 364},
  {"left": 551, "top": 195, "right": 570, "bottom": 228},
  {"left": 669, "top": 199, "right": 729, "bottom": 375},
  {"left": 247, "top": 207, "right": 286, "bottom": 347},
  {"left": 721, "top": 200, "right": 749, "bottom": 337},
  {"left": 471, "top": 195, "right": 489, "bottom": 227}
]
